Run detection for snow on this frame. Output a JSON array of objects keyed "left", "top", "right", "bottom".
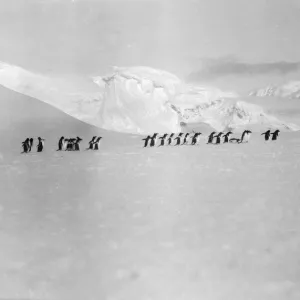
[
  {"left": 249, "top": 81, "right": 300, "bottom": 98},
  {"left": 1, "top": 85, "right": 300, "bottom": 299},
  {"left": 96, "top": 66, "right": 300, "bottom": 134}
]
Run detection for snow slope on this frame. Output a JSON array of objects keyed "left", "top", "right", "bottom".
[
  {"left": 1, "top": 87, "right": 300, "bottom": 299},
  {"left": 249, "top": 81, "right": 300, "bottom": 98},
  {"left": 0, "top": 61, "right": 103, "bottom": 125}
]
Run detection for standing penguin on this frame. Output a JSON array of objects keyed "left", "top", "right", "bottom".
[
  {"left": 207, "top": 132, "right": 216, "bottom": 144},
  {"left": 149, "top": 133, "right": 159, "bottom": 147},
  {"left": 62, "top": 138, "right": 69, "bottom": 151},
  {"left": 21, "top": 138, "right": 30, "bottom": 153},
  {"left": 57, "top": 136, "right": 64, "bottom": 151},
  {"left": 93, "top": 137, "right": 102, "bottom": 150},
  {"left": 271, "top": 129, "right": 280, "bottom": 141},
  {"left": 214, "top": 132, "right": 224, "bottom": 145},
  {"left": 261, "top": 130, "right": 271, "bottom": 141},
  {"left": 158, "top": 136, "right": 167, "bottom": 146},
  {"left": 242, "top": 130, "right": 252, "bottom": 143},
  {"left": 223, "top": 132, "right": 233, "bottom": 143},
  {"left": 142, "top": 136, "right": 151, "bottom": 148},
  {"left": 167, "top": 133, "right": 175, "bottom": 146},
  {"left": 173, "top": 136, "right": 181, "bottom": 146},
  {"left": 74, "top": 137, "right": 82, "bottom": 151},
  {"left": 28, "top": 138, "right": 34, "bottom": 152},
  {"left": 181, "top": 133, "right": 190, "bottom": 145},
  {"left": 88, "top": 136, "right": 97, "bottom": 150},
  {"left": 36, "top": 137, "right": 45, "bottom": 152}
]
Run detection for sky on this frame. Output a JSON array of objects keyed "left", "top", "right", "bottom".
[{"left": 0, "top": 0, "right": 300, "bottom": 91}]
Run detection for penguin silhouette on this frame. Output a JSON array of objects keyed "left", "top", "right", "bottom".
[
  {"left": 74, "top": 137, "right": 82, "bottom": 151},
  {"left": 207, "top": 132, "right": 216, "bottom": 144},
  {"left": 57, "top": 136, "right": 64, "bottom": 151},
  {"left": 181, "top": 133, "right": 190, "bottom": 145},
  {"left": 36, "top": 137, "right": 45, "bottom": 152},
  {"left": 167, "top": 133, "right": 175, "bottom": 145},
  {"left": 87, "top": 136, "right": 97, "bottom": 150},
  {"left": 150, "top": 133, "right": 159, "bottom": 147},
  {"left": 261, "top": 130, "right": 271, "bottom": 141},
  {"left": 174, "top": 136, "right": 181, "bottom": 146},
  {"left": 271, "top": 129, "right": 280, "bottom": 141},
  {"left": 223, "top": 132, "right": 233, "bottom": 143},
  {"left": 21, "top": 138, "right": 30, "bottom": 153},
  {"left": 191, "top": 133, "right": 202, "bottom": 145},
  {"left": 142, "top": 136, "right": 151, "bottom": 148},
  {"left": 214, "top": 132, "right": 223, "bottom": 145},
  {"left": 93, "top": 137, "right": 102, "bottom": 150}
]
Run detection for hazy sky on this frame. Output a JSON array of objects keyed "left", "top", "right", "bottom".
[{"left": 0, "top": 0, "right": 300, "bottom": 88}]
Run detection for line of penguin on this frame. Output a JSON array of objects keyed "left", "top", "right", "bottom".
[
  {"left": 21, "top": 136, "right": 102, "bottom": 153},
  {"left": 142, "top": 129, "right": 280, "bottom": 147}
]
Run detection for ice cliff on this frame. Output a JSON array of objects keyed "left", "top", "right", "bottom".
[{"left": 95, "top": 66, "right": 299, "bottom": 134}]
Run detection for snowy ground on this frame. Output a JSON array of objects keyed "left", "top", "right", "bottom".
[{"left": 1, "top": 89, "right": 300, "bottom": 300}]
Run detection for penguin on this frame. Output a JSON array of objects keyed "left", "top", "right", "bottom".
[
  {"left": 181, "top": 133, "right": 190, "bottom": 145},
  {"left": 67, "top": 138, "right": 76, "bottom": 151},
  {"left": 88, "top": 136, "right": 97, "bottom": 150},
  {"left": 223, "top": 132, "right": 233, "bottom": 143},
  {"left": 261, "top": 130, "right": 271, "bottom": 141},
  {"left": 207, "top": 132, "right": 216, "bottom": 144},
  {"left": 93, "top": 137, "right": 102, "bottom": 150},
  {"left": 150, "top": 133, "right": 159, "bottom": 147},
  {"left": 191, "top": 133, "right": 201, "bottom": 145},
  {"left": 57, "top": 136, "right": 64, "bottom": 151},
  {"left": 173, "top": 136, "right": 181, "bottom": 146},
  {"left": 167, "top": 133, "right": 175, "bottom": 146},
  {"left": 214, "top": 132, "right": 224, "bottom": 145},
  {"left": 241, "top": 130, "right": 252, "bottom": 143},
  {"left": 36, "top": 137, "right": 45, "bottom": 152},
  {"left": 21, "top": 138, "right": 30, "bottom": 153},
  {"left": 158, "top": 136, "right": 167, "bottom": 146},
  {"left": 142, "top": 136, "right": 151, "bottom": 148},
  {"left": 229, "top": 137, "right": 240, "bottom": 143},
  {"left": 28, "top": 138, "right": 34, "bottom": 152},
  {"left": 62, "top": 138, "right": 69, "bottom": 151},
  {"left": 74, "top": 137, "right": 82, "bottom": 151},
  {"left": 271, "top": 129, "right": 280, "bottom": 141}
]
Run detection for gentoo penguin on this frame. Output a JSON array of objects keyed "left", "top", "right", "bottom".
[
  {"left": 58, "top": 136, "right": 64, "bottom": 151},
  {"left": 74, "top": 137, "right": 82, "bottom": 151},
  {"left": 142, "top": 136, "right": 151, "bottom": 148},
  {"left": 21, "top": 138, "right": 30, "bottom": 153},
  {"left": 28, "top": 138, "right": 34, "bottom": 152},
  {"left": 271, "top": 129, "right": 280, "bottom": 141},
  {"left": 181, "top": 133, "right": 190, "bottom": 145},
  {"left": 173, "top": 136, "right": 181, "bottom": 146},
  {"left": 93, "top": 137, "right": 102, "bottom": 150},
  {"left": 261, "top": 130, "right": 271, "bottom": 141},
  {"left": 214, "top": 132, "right": 224, "bottom": 145},
  {"left": 36, "top": 137, "right": 45, "bottom": 152},
  {"left": 223, "top": 132, "right": 233, "bottom": 143},
  {"left": 207, "top": 132, "right": 216, "bottom": 144},
  {"left": 88, "top": 136, "right": 97, "bottom": 150},
  {"left": 150, "top": 133, "right": 159, "bottom": 147}
]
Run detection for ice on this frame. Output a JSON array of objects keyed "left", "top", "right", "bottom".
[{"left": 0, "top": 86, "right": 300, "bottom": 299}]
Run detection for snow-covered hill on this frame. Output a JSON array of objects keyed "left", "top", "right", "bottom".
[
  {"left": 249, "top": 81, "right": 300, "bottom": 98},
  {"left": 0, "top": 62, "right": 299, "bottom": 134},
  {"left": 95, "top": 66, "right": 300, "bottom": 133},
  {"left": 0, "top": 61, "right": 103, "bottom": 124}
]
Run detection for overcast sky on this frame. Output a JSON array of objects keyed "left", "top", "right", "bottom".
[{"left": 0, "top": 0, "right": 300, "bottom": 89}]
